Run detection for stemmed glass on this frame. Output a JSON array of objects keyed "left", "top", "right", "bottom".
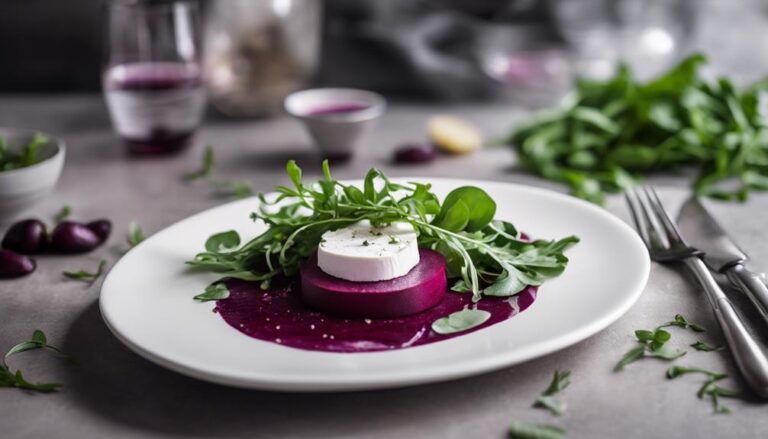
[{"left": 103, "top": 0, "right": 205, "bottom": 155}]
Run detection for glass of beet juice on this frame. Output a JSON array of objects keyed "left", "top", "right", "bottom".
[{"left": 103, "top": 0, "right": 205, "bottom": 155}]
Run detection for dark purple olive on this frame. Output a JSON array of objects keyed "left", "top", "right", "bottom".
[
  {"left": 0, "top": 249, "right": 36, "bottom": 278},
  {"left": 49, "top": 221, "right": 102, "bottom": 254},
  {"left": 1, "top": 219, "right": 48, "bottom": 254},
  {"left": 86, "top": 219, "right": 112, "bottom": 243},
  {"left": 394, "top": 143, "right": 438, "bottom": 164}
]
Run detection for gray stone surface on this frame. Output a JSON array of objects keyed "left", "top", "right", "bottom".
[{"left": 1, "top": 95, "right": 768, "bottom": 438}]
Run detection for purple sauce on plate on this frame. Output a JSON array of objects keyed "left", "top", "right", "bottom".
[
  {"left": 307, "top": 102, "right": 369, "bottom": 116},
  {"left": 215, "top": 279, "right": 538, "bottom": 353}
]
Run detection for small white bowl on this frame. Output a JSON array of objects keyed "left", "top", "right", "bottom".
[
  {"left": 0, "top": 128, "right": 66, "bottom": 223},
  {"left": 284, "top": 88, "right": 386, "bottom": 160}
]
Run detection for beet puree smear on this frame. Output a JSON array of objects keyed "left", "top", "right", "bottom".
[{"left": 215, "top": 279, "right": 538, "bottom": 353}]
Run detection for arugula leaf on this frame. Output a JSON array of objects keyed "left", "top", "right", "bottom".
[
  {"left": 658, "top": 314, "right": 705, "bottom": 332},
  {"left": 432, "top": 186, "right": 496, "bottom": 232},
  {"left": 431, "top": 307, "right": 491, "bottom": 334},
  {"left": 533, "top": 370, "right": 571, "bottom": 416},
  {"left": 690, "top": 340, "right": 724, "bottom": 352},
  {"left": 63, "top": 259, "right": 107, "bottom": 282},
  {"left": 194, "top": 282, "right": 230, "bottom": 302},
  {"left": 615, "top": 321, "right": 691, "bottom": 371},
  {"left": 127, "top": 222, "right": 145, "bottom": 247},
  {"left": 205, "top": 231, "right": 241, "bottom": 253},
  {"left": 1, "top": 329, "right": 66, "bottom": 393},
  {"left": 508, "top": 422, "right": 566, "bottom": 439},
  {"left": 184, "top": 145, "right": 253, "bottom": 199},
  {"left": 666, "top": 365, "right": 739, "bottom": 414},
  {"left": 508, "top": 53, "right": 768, "bottom": 203},
  {"left": 54, "top": 205, "right": 72, "bottom": 223}
]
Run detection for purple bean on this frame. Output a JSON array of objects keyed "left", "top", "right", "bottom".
[
  {"left": 1, "top": 219, "right": 48, "bottom": 254},
  {"left": 394, "top": 143, "right": 438, "bottom": 164},
  {"left": 0, "top": 249, "right": 36, "bottom": 278},
  {"left": 49, "top": 221, "right": 102, "bottom": 254},
  {"left": 86, "top": 219, "right": 112, "bottom": 243}
]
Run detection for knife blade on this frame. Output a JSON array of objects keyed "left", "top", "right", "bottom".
[{"left": 678, "top": 197, "right": 768, "bottom": 324}]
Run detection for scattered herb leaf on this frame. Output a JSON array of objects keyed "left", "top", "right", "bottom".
[
  {"left": 658, "top": 314, "right": 705, "bottom": 332},
  {"left": 127, "top": 222, "right": 145, "bottom": 247},
  {"left": 666, "top": 365, "right": 739, "bottom": 414},
  {"left": 690, "top": 340, "right": 724, "bottom": 352},
  {"left": 63, "top": 259, "right": 107, "bottom": 282},
  {"left": 431, "top": 307, "right": 491, "bottom": 334},
  {"left": 54, "top": 205, "right": 72, "bottom": 223},
  {"left": 508, "top": 422, "right": 566, "bottom": 439},
  {"left": 194, "top": 282, "right": 230, "bottom": 302},
  {"left": 0, "top": 329, "right": 65, "bottom": 393},
  {"left": 184, "top": 145, "right": 253, "bottom": 199},
  {"left": 533, "top": 370, "right": 571, "bottom": 416}
]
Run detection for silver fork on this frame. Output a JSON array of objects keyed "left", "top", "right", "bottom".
[{"left": 626, "top": 185, "right": 768, "bottom": 397}]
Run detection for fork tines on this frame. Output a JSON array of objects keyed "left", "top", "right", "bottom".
[{"left": 624, "top": 186, "right": 700, "bottom": 262}]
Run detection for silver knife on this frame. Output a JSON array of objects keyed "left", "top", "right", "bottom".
[{"left": 678, "top": 197, "right": 768, "bottom": 324}]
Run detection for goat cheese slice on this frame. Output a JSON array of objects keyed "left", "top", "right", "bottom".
[{"left": 317, "top": 220, "right": 420, "bottom": 282}]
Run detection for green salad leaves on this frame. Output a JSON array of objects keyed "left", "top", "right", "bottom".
[
  {"left": 508, "top": 53, "right": 768, "bottom": 203},
  {"left": 0, "top": 133, "right": 48, "bottom": 172},
  {"left": 188, "top": 161, "right": 578, "bottom": 302}
]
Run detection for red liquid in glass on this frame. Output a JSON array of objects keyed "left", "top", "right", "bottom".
[{"left": 104, "top": 62, "right": 205, "bottom": 155}]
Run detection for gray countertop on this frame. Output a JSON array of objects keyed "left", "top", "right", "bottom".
[{"left": 1, "top": 95, "right": 768, "bottom": 438}]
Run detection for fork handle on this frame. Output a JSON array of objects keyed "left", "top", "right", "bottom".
[
  {"left": 725, "top": 264, "right": 768, "bottom": 326},
  {"left": 684, "top": 257, "right": 768, "bottom": 398}
]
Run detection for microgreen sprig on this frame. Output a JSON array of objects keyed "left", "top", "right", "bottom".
[
  {"left": 63, "top": 259, "right": 107, "bottom": 283},
  {"left": 666, "top": 365, "right": 739, "bottom": 414},
  {"left": 533, "top": 370, "right": 572, "bottom": 416},
  {"left": 185, "top": 145, "right": 253, "bottom": 199},
  {"left": 614, "top": 314, "right": 705, "bottom": 371}
]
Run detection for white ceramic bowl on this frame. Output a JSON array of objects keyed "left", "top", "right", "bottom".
[
  {"left": 284, "top": 88, "right": 386, "bottom": 160},
  {"left": 0, "top": 128, "right": 65, "bottom": 223}
]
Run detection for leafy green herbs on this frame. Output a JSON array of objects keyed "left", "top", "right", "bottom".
[
  {"left": 1, "top": 329, "right": 65, "bottom": 393},
  {"left": 431, "top": 307, "right": 491, "bottom": 334},
  {"left": 54, "top": 205, "right": 72, "bottom": 223},
  {"left": 188, "top": 160, "right": 578, "bottom": 302},
  {"left": 508, "top": 422, "right": 566, "bottom": 439},
  {"left": 185, "top": 145, "right": 253, "bottom": 199},
  {"left": 194, "top": 282, "right": 230, "bottom": 302},
  {"left": 205, "top": 230, "right": 241, "bottom": 253},
  {"left": 0, "top": 133, "right": 48, "bottom": 172},
  {"left": 614, "top": 314, "right": 705, "bottom": 371},
  {"left": 508, "top": 53, "right": 768, "bottom": 203},
  {"left": 63, "top": 259, "right": 107, "bottom": 283},
  {"left": 127, "top": 222, "right": 145, "bottom": 247},
  {"left": 666, "top": 365, "right": 739, "bottom": 414},
  {"left": 533, "top": 370, "right": 571, "bottom": 416},
  {"left": 690, "top": 340, "right": 723, "bottom": 352}
]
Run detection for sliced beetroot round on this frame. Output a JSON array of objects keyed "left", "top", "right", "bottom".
[
  {"left": 300, "top": 248, "right": 447, "bottom": 318},
  {"left": 49, "top": 221, "right": 102, "bottom": 254},
  {"left": 1, "top": 219, "right": 48, "bottom": 254},
  {"left": 0, "top": 249, "right": 36, "bottom": 279},
  {"left": 86, "top": 219, "right": 112, "bottom": 243}
]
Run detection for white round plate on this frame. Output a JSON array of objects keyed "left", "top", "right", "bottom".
[{"left": 100, "top": 178, "right": 649, "bottom": 392}]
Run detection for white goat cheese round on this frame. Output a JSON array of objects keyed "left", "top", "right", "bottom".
[{"left": 317, "top": 220, "right": 420, "bottom": 282}]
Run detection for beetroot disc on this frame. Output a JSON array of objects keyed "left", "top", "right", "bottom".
[{"left": 300, "top": 248, "right": 447, "bottom": 318}]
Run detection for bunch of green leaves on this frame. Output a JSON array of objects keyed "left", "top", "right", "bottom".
[
  {"left": 0, "top": 330, "right": 65, "bottom": 393},
  {"left": 614, "top": 314, "right": 705, "bottom": 371},
  {"left": 533, "top": 370, "right": 571, "bottom": 416},
  {"left": 187, "top": 160, "right": 578, "bottom": 301},
  {"left": 666, "top": 365, "right": 739, "bottom": 414},
  {"left": 0, "top": 133, "right": 48, "bottom": 172},
  {"left": 508, "top": 53, "right": 768, "bottom": 204},
  {"left": 184, "top": 145, "right": 253, "bottom": 199}
]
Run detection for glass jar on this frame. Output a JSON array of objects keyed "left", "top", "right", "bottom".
[{"left": 204, "top": 0, "right": 322, "bottom": 117}]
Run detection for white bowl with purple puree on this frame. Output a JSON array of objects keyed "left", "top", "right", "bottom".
[{"left": 100, "top": 178, "right": 649, "bottom": 391}]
